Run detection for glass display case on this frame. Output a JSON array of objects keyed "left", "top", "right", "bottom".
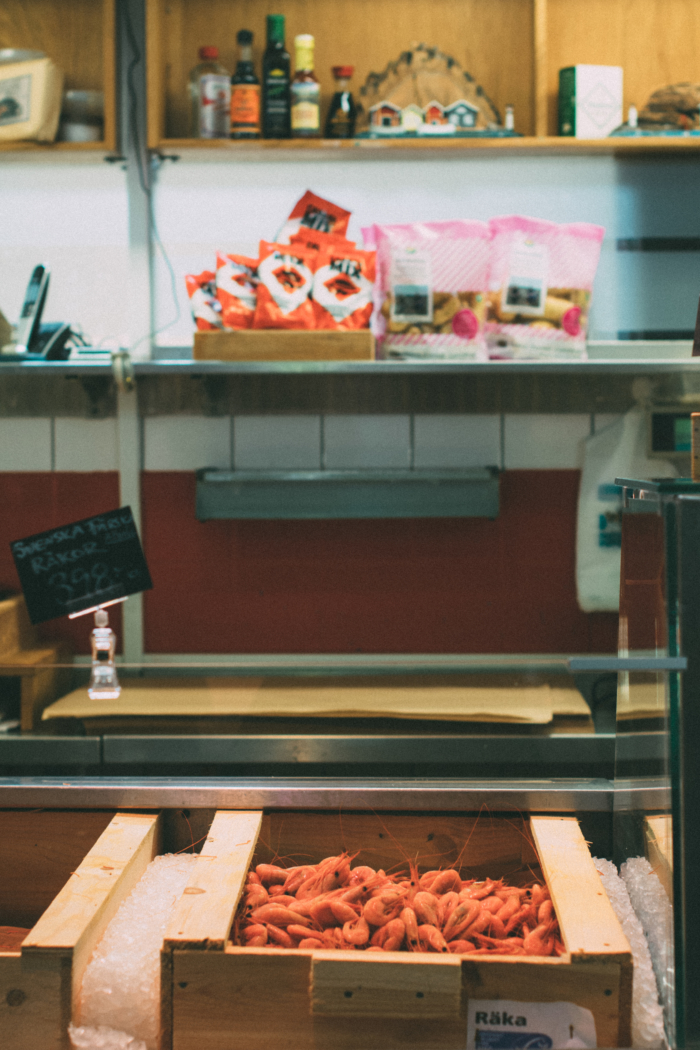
[{"left": 0, "top": 477, "right": 697, "bottom": 1050}]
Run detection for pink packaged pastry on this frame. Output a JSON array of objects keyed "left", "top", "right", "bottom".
[
  {"left": 362, "top": 220, "right": 490, "bottom": 358},
  {"left": 485, "top": 215, "right": 605, "bottom": 359}
]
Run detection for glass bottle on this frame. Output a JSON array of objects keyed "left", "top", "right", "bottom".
[
  {"left": 324, "top": 66, "right": 357, "bottom": 138},
  {"left": 188, "top": 46, "right": 231, "bottom": 139},
  {"left": 291, "top": 34, "right": 320, "bottom": 138},
  {"left": 88, "top": 608, "right": 121, "bottom": 700},
  {"left": 230, "top": 29, "right": 260, "bottom": 138},
  {"left": 262, "top": 14, "right": 291, "bottom": 138}
]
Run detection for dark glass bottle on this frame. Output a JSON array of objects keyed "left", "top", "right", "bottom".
[
  {"left": 325, "top": 65, "right": 357, "bottom": 138},
  {"left": 262, "top": 14, "right": 290, "bottom": 138},
  {"left": 231, "top": 29, "right": 260, "bottom": 138}
]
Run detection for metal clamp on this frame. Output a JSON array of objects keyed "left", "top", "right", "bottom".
[{"left": 111, "top": 349, "right": 135, "bottom": 392}]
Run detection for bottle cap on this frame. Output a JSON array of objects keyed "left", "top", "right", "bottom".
[
  {"left": 199, "top": 46, "right": 219, "bottom": 60},
  {"left": 332, "top": 66, "right": 354, "bottom": 78},
  {"left": 295, "top": 34, "right": 315, "bottom": 47},
  {"left": 267, "top": 14, "right": 286, "bottom": 43},
  {"left": 237, "top": 29, "right": 253, "bottom": 46}
]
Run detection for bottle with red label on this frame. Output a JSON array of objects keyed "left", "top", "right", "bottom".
[
  {"left": 230, "top": 29, "right": 260, "bottom": 138},
  {"left": 188, "top": 46, "right": 231, "bottom": 138}
]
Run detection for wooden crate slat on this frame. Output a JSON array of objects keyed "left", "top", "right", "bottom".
[
  {"left": 22, "top": 812, "right": 161, "bottom": 1024},
  {"left": 311, "top": 950, "right": 462, "bottom": 1018},
  {"left": 530, "top": 816, "right": 630, "bottom": 960},
  {"left": 164, "top": 810, "right": 262, "bottom": 951}
]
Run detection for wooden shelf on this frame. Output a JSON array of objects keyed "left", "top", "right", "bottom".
[
  {"left": 0, "top": 0, "right": 117, "bottom": 153},
  {"left": 156, "top": 135, "right": 700, "bottom": 156},
  {"left": 148, "top": 0, "right": 700, "bottom": 150}
]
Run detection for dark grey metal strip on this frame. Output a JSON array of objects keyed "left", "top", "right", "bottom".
[
  {"left": 196, "top": 468, "right": 499, "bottom": 520},
  {"left": 0, "top": 776, "right": 616, "bottom": 811},
  {"left": 0, "top": 737, "right": 101, "bottom": 766},
  {"left": 616, "top": 238, "right": 700, "bottom": 252},
  {"left": 103, "top": 733, "right": 614, "bottom": 767},
  {"left": 568, "top": 657, "right": 687, "bottom": 672}
]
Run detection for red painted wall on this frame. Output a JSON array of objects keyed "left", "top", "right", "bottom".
[
  {"left": 0, "top": 473, "right": 122, "bottom": 653},
  {"left": 141, "top": 470, "right": 617, "bottom": 654}
]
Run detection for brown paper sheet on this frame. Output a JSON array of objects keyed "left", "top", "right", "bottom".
[{"left": 42, "top": 674, "right": 567, "bottom": 724}]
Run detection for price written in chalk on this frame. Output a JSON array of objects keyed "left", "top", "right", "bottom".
[{"left": 10, "top": 507, "right": 153, "bottom": 624}]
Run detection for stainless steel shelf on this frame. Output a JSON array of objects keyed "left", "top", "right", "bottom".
[
  {"left": 0, "top": 776, "right": 618, "bottom": 811},
  {"left": 102, "top": 732, "right": 614, "bottom": 767},
  {"left": 0, "top": 358, "right": 699, "bottom": 377}
]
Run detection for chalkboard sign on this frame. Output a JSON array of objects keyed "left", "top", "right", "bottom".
[{"left": 10, "top": 507, "right": 153, "bottom": 625}]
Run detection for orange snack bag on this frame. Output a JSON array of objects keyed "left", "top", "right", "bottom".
[
  {"left": 290, "top": 227, "right": 355, "bottom": 254},
  {"left": 185, "top": 271, "right": 222, "bottom": 331},
  {"left": 312, "top": 247, "right": 376, "bottom": 330},
  {"left": 254, "top": 241, "right": 317, "bottom": 329},
  {"left": 215, "top": 252, "right": 258, "bottom": 329},
  {"left": 276, "top": 190, "right": 351, "bottom": 244}
]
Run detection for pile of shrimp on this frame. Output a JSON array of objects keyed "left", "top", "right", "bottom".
[{"left": 235, "top": 852, "right": 564, "bottom": 956}]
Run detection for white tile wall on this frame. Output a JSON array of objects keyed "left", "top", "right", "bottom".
[
  {"left": 413, "top": 415, "right": 501, "bottom": 469},
  {"left": 143, "top": 416, "right": 231, "bottom": 471},
  {"left": 233, "top": 415, "right": 321, "bottom": 470},
  {"left": 0, "top": 418, "right": 52, "bottom": 471},
  {"left": 54, "top": 418, "right": 119, "bottom": 471},
  {"left": 323, "top": 415, "right": 411, "bottom": 470},
  {"left": 503, "top": 414, "right": 591, "bottom": 469}
]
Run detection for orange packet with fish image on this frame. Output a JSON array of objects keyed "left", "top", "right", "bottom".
[
  {"left": 253, "top": 241, "right": 317, "bottom": 329},
  {"left": 312, "top": 247, "right": 376, "bottom": 330},
  {"left": 290, "top": 227, "right": 355, "bottom": 254},
  {"left": 276, "top": 190, "right": 352, "bottom": 244},
  {"left": 185, "top": 270, "right": 222, "bottom": 331},
  {"left": 215, "top": 252, "right": 258, "bottom": 329}
]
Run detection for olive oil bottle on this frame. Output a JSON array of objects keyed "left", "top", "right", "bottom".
[
  {"left": 262, "top": 14, "right": 290, "bottom": 138},
  {"left": 290, "top": 34, "right": 321, "bottom": 138}
]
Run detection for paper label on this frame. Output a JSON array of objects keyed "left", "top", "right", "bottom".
[
  {"left": 0, "top": 74, "right": 32, "bottom": 126},
  {"left": 391, "top": 250, "right": 433, "bottom": 323},
  {"left": 502, "top": 238, "right": 549, "bottom": 316},
  {"left": 198, "top": 74, "right": 231, "bottom": 137},
  {"left": 467, "top": 1000, "right": 597, "bottom": 1050}
]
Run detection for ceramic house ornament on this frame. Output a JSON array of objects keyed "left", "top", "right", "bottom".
[{"left": 358, "top": 43, "right": 502, "bottom": 136}]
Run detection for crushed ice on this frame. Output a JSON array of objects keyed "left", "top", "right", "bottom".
[
  {"left": 622, "top": 856, "right": 675, "bottom": 1033},
  {"left": 593, "top": 857, "right": 666, "bottom": 1049},
  {"left": 69, "top": 853, "right": 197, "bottom": 1050}
]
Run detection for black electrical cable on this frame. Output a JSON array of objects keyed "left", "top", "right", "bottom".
[{"left": 122, "top": 0, "right": 181, "bottom": 347}]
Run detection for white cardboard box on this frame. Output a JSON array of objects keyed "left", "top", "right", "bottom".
[{"left": 559, "top": 65, "right": 623, "bottom": 139}]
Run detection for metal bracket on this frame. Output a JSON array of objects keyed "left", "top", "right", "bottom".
[{"left": 111, "top": 350, "right": 135, "bottom": 393}]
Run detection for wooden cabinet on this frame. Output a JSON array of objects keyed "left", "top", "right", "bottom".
[
  {"left": 147, "top": 0, "right": 700, "bottom": 153},
  {"left": 0, "top": 0, "right": 116, "bottom": 152}
]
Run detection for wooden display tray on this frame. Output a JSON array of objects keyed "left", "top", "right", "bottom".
[
  {"left": 163, "top": 811, "right": 633, "bottom": 1050},
  {"left": 0, "top": 809, "right": 146, "bottom": 1050},
  {"left": 1, "top": 809, "right": 632, "bottom": 1048},
  {"left": 193, "top": 329, "right": 375, "bottom": 362}
]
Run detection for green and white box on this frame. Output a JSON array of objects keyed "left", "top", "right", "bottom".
[{"left": 558, "top": 65, "right": 623, "bottom": 138}]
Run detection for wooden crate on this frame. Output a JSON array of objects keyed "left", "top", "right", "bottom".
[
  {"left": 0, "top": 595, "right": 73, "bottom": 731},
  {"left": 193, "top": 329, "right": 375, "bottom": 362},
  {"left": 0, "top": 0, "right": 117, "bottom": 152},
  {"left": 164, "top": 811, "right": 633, "bottom": 1050},
  {"left": 644, "top": 814, "right": 673, "bottom": 901},
  {"left": 0, "top": 809, "right": 160, "bottom": 1050}
]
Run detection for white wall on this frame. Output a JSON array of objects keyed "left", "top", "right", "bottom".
[{"left": 0, "top": 157, "right": 129, "bottom": 348}]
